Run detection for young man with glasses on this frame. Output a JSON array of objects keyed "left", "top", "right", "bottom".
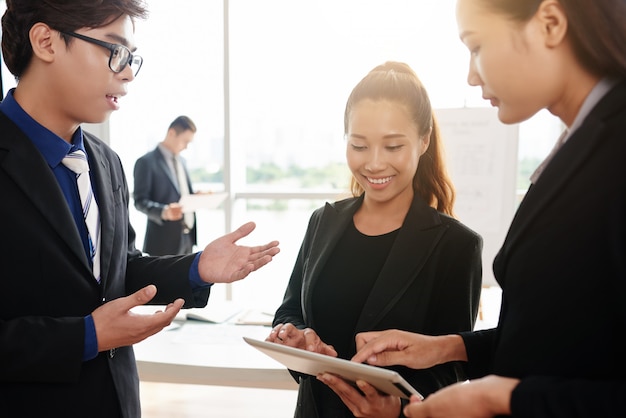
[{"left": 0, "top": 1, "right": 279, "bottom": 417}]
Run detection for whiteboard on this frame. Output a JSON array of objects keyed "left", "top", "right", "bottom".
[{"left": 435, "top": 108, "right": 519, "bottom": 287}]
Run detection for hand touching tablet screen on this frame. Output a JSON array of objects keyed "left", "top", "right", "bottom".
[{"left": 244, "top": 337, "right": 424, "bottom": 400}]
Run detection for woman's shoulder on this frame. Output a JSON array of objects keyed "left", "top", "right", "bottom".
[
  {"left": 436, "top": 210, "right": 482, "bottom": 243},
  {"left": 409, "top": 195, "right": 481, "bottom": 241}
]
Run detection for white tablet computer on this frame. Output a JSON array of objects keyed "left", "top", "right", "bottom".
[{"left": 243, "top": 337, "right": 424, "bottom": 400}]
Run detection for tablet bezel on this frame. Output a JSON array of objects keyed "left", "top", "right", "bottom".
[{"left": 243, "top": 336, "right": 423, "bottom": 400}]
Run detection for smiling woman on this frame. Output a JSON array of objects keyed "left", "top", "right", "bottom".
[{"left": 268, "top": 61, "right": 483, "bottom": 418}]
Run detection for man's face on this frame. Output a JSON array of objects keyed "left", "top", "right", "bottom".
[
  {"left": 173, "top": 129, "right": 195, "bottom": 154},
  {"left": 51, "top": 15, "right": 139, "bottom": 126}
]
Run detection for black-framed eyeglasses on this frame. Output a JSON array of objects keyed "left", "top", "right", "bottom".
[{"left": 61, "top": 31, "right": 143, "bottom": 77}]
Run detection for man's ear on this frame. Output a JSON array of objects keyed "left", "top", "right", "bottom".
[
  {"left": 535, "top": 0, "right": 568, "bottom": 48},
  {"left": 29, "top": 23, "right": 57, "bottom": 64}
]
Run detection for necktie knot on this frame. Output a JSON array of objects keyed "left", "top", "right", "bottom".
[{"left": 62, "top": 150, "right": 90, "bottom": 174}]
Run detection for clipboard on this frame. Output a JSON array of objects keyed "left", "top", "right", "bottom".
[
  {"left": 243, "top": 337, "right": 424, "bottom": 400},
  {"left": 179, "top": 192, "right": 228, "bottom": 212}
]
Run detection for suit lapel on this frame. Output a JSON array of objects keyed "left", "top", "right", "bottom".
[
  {"left": 301, "top": 198, "right": 361, "bottom": 321},
  {"left": 0, "top": 115, "right": 91, "bottom": 275},
  {"left": 355, "top": 195, "right": 446, "bottom": 332},
  {"left": 498, "top": 82, "right": 625, "bottom": 267},
  {"left": 84, "top": 135, "right": 114, "bottom": 285},
  {"left": 156, "top": 148, "right": 180, "bottom": 193}
]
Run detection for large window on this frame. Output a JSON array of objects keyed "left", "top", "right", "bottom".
[
  {"left": 108, "top": 1, "right": 226, "bottom": 278},
  {"left": 1, "top": 1, "right": 562, "bottom": 311},
  {"left": 228, "top": 0, "right": 475, "bottom": 191}
]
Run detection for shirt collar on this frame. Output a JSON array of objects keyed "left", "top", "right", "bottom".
[
  {"left": 566, "top": 77, "right": 619, "bottom": 137},
  {"left": 0, "top": 88, "right": 85, "bottom": 167},
  {"left": 158, "top": 143, "right": 176, "bottom": 161}
]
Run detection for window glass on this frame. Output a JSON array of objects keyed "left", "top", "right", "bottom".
[
  {"left": 227, "top": 0, "right": 560, "bottom": 302},
  {"left": 229, "top": 0, "right": 478, "bottom": 192},
  {"left": 1, "top": 0, "right": 563, "bottom": 308},
  {"left": 230, "top": 198, "right": 333, "bottom": 309},
  {"left": 108, "top": 0, "right": 225, "bottom": 246}
]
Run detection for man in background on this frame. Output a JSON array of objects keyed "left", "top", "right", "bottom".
[{"left": 134, "top": 115, "right": 198, "bottom": 255}]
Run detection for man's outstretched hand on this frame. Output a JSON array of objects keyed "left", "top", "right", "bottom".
[{"left": 198, "top": 221, "right": 280, "bottom": 284}]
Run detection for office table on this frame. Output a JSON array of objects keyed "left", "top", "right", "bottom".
[{"left": 134, "top": 320, "right": 298, "bottom": 390}]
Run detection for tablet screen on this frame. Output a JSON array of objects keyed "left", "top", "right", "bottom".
[{"left": 243, "top": 337, "right": 423, "bottom": 400}]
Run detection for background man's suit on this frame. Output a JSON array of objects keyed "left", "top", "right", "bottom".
[
  {"left": 0, "top": 114, "right": 210, "bottom": 417},
  {"left": 133, "top": 147, "right": 197, "bottom": 255}
]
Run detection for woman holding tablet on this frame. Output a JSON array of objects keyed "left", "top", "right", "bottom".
[
  {"left": 352, "top": 0, "right": 626, "bottom": 417},
  {"left": 267, "top": 61, "right": 483, "bottom": 418}
]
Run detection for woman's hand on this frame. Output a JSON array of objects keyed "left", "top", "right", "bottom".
[
  {"left": 318, "top": 373, "right": 401, "bottom": 418},
  {"left": 402, "top": 375, "right": 518, "bottom": 418},
  {"left": 267, "top": 323, "right": 337, "bottom": 356},
  {"left": 352, "top": 329, "right": 466, "bottom": 370}
]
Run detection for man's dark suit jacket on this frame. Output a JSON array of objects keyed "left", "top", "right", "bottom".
[
  {"left": 0, "top": 114, "right": 210, "bottom": 418},
  {"left": 274, "top": 193, "right": 483, "bottom": 417},
  {"left": 133, "top": 147, "right": 197, "bottom": 255},
  {"left": 460, "top": 80, "right": 626, "bottom": 417}
]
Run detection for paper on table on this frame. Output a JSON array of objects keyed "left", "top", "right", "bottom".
[
  {"left": 235, "top": 309, "right": 275, "bottom": 326},
  {"left": 185, "top": 301, "right": 243, "bottom": 323},
  {"left": 131, "top": 300, "right": 242, "bottom": 324},
  {"left": 179, "top": 192, "right": 228, "bottom": 212}
]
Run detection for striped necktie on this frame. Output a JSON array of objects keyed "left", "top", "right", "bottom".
[
  {"left": 173, "top": 156, "right": 195, "bottom": 230},
  {"left": 62, "top": 150, "right": 101, "bottom": 282}
]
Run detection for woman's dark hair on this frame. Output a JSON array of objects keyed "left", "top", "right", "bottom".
[
  {"left": 2, "top": 0, "right": 148, "bottom": 79},
  {"left": 344, "top": 61, "right": 456, "bottom": 216},
  {"left": 480, "top": 0, "right": 626, "bottom": 78}
]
